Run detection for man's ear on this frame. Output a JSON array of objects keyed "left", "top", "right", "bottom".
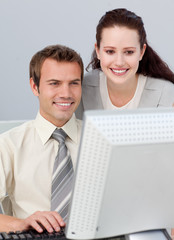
[{"left": 30, "top": 78, "right": 39, "bottom": 96}]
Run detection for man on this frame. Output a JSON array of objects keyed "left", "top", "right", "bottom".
[{"left": 0, "top": 44, "right": 83, "bottom": 233}]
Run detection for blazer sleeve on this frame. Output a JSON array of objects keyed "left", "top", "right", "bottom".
[{"left": 75, "top": 70, "right": 101, "bottom": 120}]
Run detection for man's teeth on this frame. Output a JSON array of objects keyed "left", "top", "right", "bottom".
[
  {"left": 112, "top": 69, "right": 127, "bottom": 73},
  {"left": 56, "top": 103, "right": 71, "bottom": 106}
]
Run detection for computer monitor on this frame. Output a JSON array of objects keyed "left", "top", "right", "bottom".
[{"left": 66, "top": 108, "right": 174, "bottom": 239}]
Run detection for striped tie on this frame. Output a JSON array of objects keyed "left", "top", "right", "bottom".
[{"left": 51, "top": 128, "right": 74, "bottom": 222}]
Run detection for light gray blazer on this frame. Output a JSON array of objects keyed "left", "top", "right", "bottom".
[{"left": 76, "top": 70, "right": 174, "bottom": 120}]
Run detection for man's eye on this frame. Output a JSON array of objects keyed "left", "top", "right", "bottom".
[
  {"left": 50, "top": 82, "right": 58, "bottom": 85},
  {"left": 70, "top": 81, "right": 81, "bottom": 85}
]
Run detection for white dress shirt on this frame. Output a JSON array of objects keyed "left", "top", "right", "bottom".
[{"left": 0, "top": 113, "right": 82, "bottom": 219}]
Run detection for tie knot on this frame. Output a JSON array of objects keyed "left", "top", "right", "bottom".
[{"left": 52, "top": 128, "right": 67, "bottom": 143}]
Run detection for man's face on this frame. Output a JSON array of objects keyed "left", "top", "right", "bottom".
[{"left": 30, "top": 58, "right": 82, "bottom": 127}]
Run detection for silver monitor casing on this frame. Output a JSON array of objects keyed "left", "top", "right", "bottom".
[{"left": 66, "top": 108, "right": 174, "bottom": 239}]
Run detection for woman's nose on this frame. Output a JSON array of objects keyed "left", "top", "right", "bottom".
[{"left": 114, "top": 53, "right": 125, "bottom": 67}]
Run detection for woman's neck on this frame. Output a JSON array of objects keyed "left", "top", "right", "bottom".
[{"left": 107, "top": 74, "right": 139, "bottom": 107}]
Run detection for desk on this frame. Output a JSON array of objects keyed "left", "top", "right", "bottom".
[{"left": 125, "top": 230, "right": 171, "bottom": 240}]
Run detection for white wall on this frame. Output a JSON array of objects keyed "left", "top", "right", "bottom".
[{"left": 0, "top": 0, "right": 173, "bottom": 120}]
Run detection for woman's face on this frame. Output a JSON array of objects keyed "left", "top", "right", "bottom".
[{"left": 95, "top": 26, "right": 146, "bottom": 87}]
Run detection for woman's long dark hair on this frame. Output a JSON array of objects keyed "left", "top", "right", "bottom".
[{"left": 87, "top": 8, "right": 174, "bottom": 83}]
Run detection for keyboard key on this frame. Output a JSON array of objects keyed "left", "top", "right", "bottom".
[{"left": 0, "top": 228, "right": 67, "bottom": 240}]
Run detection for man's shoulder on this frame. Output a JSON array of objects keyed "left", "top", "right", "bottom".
[{"left": 0, "top": 120, "right": 35, "bottom": 145}]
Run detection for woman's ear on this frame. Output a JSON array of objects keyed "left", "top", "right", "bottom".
[
  {"left": 95, "top": 43, "right": 100, "bottom": 60},
  {"left": 139, "top": 44, "right": 146, "bottom": 61}
]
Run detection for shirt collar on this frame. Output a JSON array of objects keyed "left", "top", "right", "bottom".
[{"left": 34, "top": 113, "right": 78, "bottom": 145}]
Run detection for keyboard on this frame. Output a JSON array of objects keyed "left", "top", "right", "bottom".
[{"left": 0, "top": 228, "right": 67, "bottom": 239}]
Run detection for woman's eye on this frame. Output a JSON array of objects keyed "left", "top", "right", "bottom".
[
  {"left": 106, "top": 50, "right": 114, "bottom": 54},
  {"left": 125, "top": 51, "right": 134, "bottom": 55}
]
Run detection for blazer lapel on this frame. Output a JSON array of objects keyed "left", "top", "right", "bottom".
[{"left": 138, "top": 77, "right": 162, "bottom": 108}]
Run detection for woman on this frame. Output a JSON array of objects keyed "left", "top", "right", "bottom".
[{"left": 76, "top": 8, "right": 174, "bottom": 119}]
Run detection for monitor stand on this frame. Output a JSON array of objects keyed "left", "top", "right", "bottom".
[{"left": 125, "top": 229, "right": 171, "bottom": 240}]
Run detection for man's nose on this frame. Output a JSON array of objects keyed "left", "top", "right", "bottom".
[{"left": 59, "top": 84, "right": 71, "bottom": 98}]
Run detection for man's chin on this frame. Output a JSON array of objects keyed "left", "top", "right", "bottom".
[{"left": 53, "top": 113, "right": 73, "bottom": 126}]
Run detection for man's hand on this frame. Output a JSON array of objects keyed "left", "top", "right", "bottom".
[
  {"left": 0, "top": 211, "right": 65, "bottom": 233},
  {"left": 21, "top": 211, "right": 65, "bottom": 233}
]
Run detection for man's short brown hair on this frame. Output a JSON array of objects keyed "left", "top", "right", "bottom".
[{"left": 30, "top": 44, "right": 84, "bottom": 88}]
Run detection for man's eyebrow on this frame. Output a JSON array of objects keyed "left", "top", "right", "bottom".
[
  {"left": 71, "top": 79, "right": 81, "bottom": 82},
  {"left": 46, "top": 79, "right": 81, "bottom": 82},
  {"left": 46, "top": 79, "right": 60, "bottom": 82}
]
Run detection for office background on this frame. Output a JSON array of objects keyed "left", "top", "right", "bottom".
[{"left": 0, "top": 0, "right": 173, "bottom": 120}]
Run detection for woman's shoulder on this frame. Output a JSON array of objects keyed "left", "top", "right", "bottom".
[
  {"left": 146, "top": 76, "right": 174, "bottom": 90},
  {"left": 140, "top": 75, "right": 174, "bottom": 107},
  {"left": 83, "top": 69, "right": 101, "bottom": 86}
]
